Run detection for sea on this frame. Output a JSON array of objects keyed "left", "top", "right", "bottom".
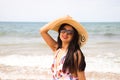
[{"left": 0, "top": 22, "right": 120, "bottom": 80}]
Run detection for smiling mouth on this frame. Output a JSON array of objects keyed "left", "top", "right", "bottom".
[{"left": 62, "top": 35, "right": 68, "bottom": 39}]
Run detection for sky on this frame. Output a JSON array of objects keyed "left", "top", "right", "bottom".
[{"left": 0, "top": 0, "right": 120, "bottom": 22}]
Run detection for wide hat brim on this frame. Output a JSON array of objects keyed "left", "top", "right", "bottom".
[{"left": 51, "top": 18, "right": 88, "bottom": 47}]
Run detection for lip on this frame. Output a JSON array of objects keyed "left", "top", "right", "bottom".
[{"left": 62, "top": 35, "right": 68, "bottom": 39}]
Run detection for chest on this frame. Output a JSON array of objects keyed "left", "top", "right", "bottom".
[{"left": 55, "top": 50, "right": 66, "bottom": 68}]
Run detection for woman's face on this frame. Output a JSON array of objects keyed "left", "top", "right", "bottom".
[{"left": 60, "top": 25, "right": 74, "bottom": 43}]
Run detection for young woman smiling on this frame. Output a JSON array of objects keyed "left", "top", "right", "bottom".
[{"left": 40, "top": 15, "right": 88, "bottom": 80}]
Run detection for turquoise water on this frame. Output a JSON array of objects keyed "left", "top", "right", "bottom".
[
  {"left": 0, "top": 22, "right": 120, "bottom": 44},
  {"left": 0, "top": 22, "right": 45, "bottom": 37},
  {"left": 0, "top": 22, "right": 120, "bottom": 53},
  {"left": 0, "top": 22, "right": 120, "bottom": 38}
]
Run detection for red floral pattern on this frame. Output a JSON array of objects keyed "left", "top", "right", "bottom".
[{"left": 51, "top": 49, "right": 78, "bottom": 80}]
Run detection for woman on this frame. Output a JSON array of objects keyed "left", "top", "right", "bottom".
[{"left": 40, "top": 16, "right": 88, "bottom": 80}]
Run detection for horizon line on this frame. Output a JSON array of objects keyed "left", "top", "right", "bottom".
[{"left": 0, "top": 21, "right": 120, "bottom": 23}]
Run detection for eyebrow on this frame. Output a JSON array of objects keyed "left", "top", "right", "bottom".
[
  {"left": 62, "top": 27, "right": 73, "bottom": 31},
  {"left": 62, "top": 27, "right": 66, "bottom": 30}
]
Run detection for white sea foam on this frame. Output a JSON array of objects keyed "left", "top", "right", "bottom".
[
  {"left": 0, "top": 55, "right": 53, "bottom": 68},
  {"left": 0, "top": 54, "right": 119, "bottom": 74},
  {"left": 86, "top": 56, "right": 120, "bottom": 74},
  {"left": 0, "top": 36, "right": 45, "bottom": 44}
]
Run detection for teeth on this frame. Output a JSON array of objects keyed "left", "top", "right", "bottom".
[{"left": 63, "top": 36, "right": 68, "bottom": 39}]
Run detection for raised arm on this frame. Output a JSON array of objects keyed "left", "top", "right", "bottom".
[
  {"left": 40, "top": 15, "right": 72, "bottom": 52},
  {"left": 40, "top": 22, "right": 58, "bottom": 52}
]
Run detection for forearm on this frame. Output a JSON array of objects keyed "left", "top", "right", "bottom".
[
  {"left": 40, "top": 23, "right": 51, "bottom": 34},
  {"left": 40, "top": 15, "right": 72, "bottom": 33},
  {"left": 39, "top": 19, "right": 58, "bottom": 52}
]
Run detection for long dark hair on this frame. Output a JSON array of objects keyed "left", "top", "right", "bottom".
[{"left": 57, "top": 23, "right": 86, "bottom": 73}]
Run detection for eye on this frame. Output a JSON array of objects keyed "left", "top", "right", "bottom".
[
  {"left": 60, "top": 30, "right": 66, "bottom": 33},
  {"left": 60, "top": 29, "right": 74, "bottom": 35},
  {"left": 67, "top": 30, "right": 74, "bottom": 35}
]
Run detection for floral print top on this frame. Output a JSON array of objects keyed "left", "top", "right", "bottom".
[{"left": 51, "top": 49, "right": 78, "bottom": 80}]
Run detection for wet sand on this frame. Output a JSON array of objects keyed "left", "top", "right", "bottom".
[{"left": 0, "top": 64, "right": 119, "bottom": 80}]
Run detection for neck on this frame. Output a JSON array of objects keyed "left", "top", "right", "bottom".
[{"left": 62, "top": 42, "right": 69, "bottom": 50}]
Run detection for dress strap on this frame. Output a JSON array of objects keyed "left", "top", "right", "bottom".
[{"left": 54, "top": 49, "right": 61, "bottom": 58}]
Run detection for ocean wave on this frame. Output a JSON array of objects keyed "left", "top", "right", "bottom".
[
  {"left": 103, "top": 33, "right": 120, "bottom": 36},
  {"left": 0, "top": 55, "right": 53, "bottom": 67},
  {"left": 0, "top": 37, "right": 44, "bottom": 44},
  {"left": 0, "top": 54, "right": 119, "bottom": 73}
]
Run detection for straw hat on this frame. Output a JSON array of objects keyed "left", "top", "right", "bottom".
[{"left": 51, "top": 16, "right": 88, "bottom": 47}]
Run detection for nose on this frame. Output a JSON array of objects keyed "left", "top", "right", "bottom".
[{"left": 63, "top": 32, "right": 68, "bottom": 35}]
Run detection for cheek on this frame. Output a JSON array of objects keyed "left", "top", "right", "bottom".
[
  {"left": 59, "top": 34, "right": 62, "bottom": 39},
  {"left": 69, "top": 36, "right": 73, "bottom": 41},
  {"left": 59, "top": 33, "right": 74, "bottom": 42}
]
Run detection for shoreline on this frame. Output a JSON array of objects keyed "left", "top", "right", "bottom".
[{"left": 0, "top": 64, "right": 120, "bottom": 80}]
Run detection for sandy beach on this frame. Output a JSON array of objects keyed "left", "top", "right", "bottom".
[{"left": 0, "top": 64, "right": 120, "bottom": 80}]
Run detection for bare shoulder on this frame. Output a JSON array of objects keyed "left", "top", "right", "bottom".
[
  {"left": 77, "top": 50, "right": 81, "bottom": 56},
  {"left": 74, "top": 50, "right": 82, "bottom": 61}
]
